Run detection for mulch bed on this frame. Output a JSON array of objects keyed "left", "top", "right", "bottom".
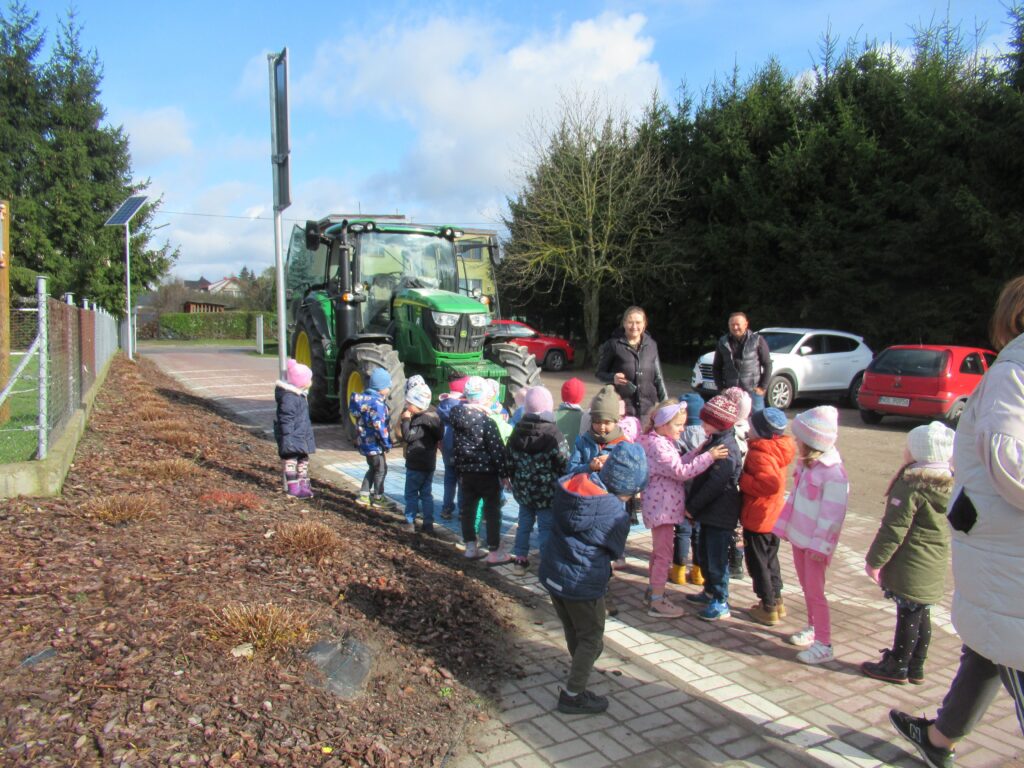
[{"left": 0, "top": 355, "right": 526, "bottom": 766}]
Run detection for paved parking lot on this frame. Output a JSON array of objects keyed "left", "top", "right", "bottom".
[{"left": 142, "top": 344, "right": 1023, "bottom": 768}]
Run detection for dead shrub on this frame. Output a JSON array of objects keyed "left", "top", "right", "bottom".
[
  {"left": 271, "top": 521, "right": 341, "bottom": 562},
  {"left": 87, "top": 492, "right": 159, "bottom": 525},
  {"left": 146, "top": 418, "right": 191, "bottom": 433},
  {"left": 198, "top": 490, "right": 261, "bottom": 512},
  {"left": 206, "top": 602, "right": 313, "bottom": 654},
  {"left": 140, "top": 458, "right": 197, "bottom": 481},
  {"left": 136, "top": 405, "right": 172, "bottom": 422},
  {"left": 154, "top": 429, "right": 198, "bottom": 451}
]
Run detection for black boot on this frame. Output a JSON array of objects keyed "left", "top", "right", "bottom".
[
  {"left": 728, "top": 544, "right": 745, "bottom": 579},
  {"left": 861, "top": 649, "right": 908, "bottom": 684}
]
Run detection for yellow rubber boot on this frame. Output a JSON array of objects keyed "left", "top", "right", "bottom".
[
  {"left": 668, "top": 564, "right": 687, "bottom": 585},
  {"left": 687, "top": 565, "right": 705, "bottom": 586}
]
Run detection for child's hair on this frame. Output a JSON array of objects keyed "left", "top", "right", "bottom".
[
  {"left": 645, "top": 398, "right": 684, "bottom": 433},
  {"left": 796, "top": 439, "right": 826, "bottom": 467}
]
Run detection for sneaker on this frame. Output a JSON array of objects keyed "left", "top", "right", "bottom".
[
  {"left": 797, "top": 640, "right": 835, "bottom": 665},
  {"left": 746, "top": 601, "right": 780, "bottom": 626},
  {"left": 356, "top": 493, "right": 372, "bottom": 508},
  {"left": 612, "top": 557, "right": 627, "bottom": 569},
  {"left": 440, "top": 508, "right": 453, "bottom": 521},
  {"left": 729, "top": 562, "right": 745, "bottom": 579},
  {"left": 889, "top": 710, "right": 955, "bottom": 768},
  {"left": 687, "top": 565, "right": 705, "bottom": 585},
  {"left": 698, "top": 600, "right": 731, "bottom": 621},
  {"left": 485, "top": 549, "right": 513, "bottom": 567},
  {"left": 605, "top": 594, "right": 619, "bottom": 617},
  {"left": 401, "top": 521, "right": 416, "bottom": 533},
  {"left": 371, "top": 495, "right": 395, "bottom": 509},
  {"left": 908, "top": 659, "right": 926, "bottom": 685},
  {"left": 685, "top": 591, "right": 712, "bottom": 605},
  {"left": 463, "top": 541, "right": 486, "bottom": 560},
  {"left": 668, "top": 564, "right": 687, "bottom": 585},
  {"left": 648, "top": 597, "right": 685, "bottom": 618},
  {"left": 786, "top": 626, "right": 815, "bottom": 647},
  {"left": 512, "top": 558, "right": 529, "bottom": 577},
  {"left": 557, "top": 688, "right": 609, "bottom": 715},
  {"left": 642, "top": 587, "right": 652, "bottom": 608},
  {"left": 861, "top": 649, "right": 909, "bottom": 684}
]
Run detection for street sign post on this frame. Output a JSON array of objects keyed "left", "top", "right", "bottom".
[{"left": 268, "top": 48, "right": 291, "bottom": 380}]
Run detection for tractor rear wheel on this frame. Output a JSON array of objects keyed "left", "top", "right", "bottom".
[
  {"left": 486, "top": 342, "right": 541, "bottom": 411},
  {"left": 340, "top": 343, "right": 406, "bottom": 445},
  {"left": 291, "top": 314, "right": 339, "bottom": 422}
]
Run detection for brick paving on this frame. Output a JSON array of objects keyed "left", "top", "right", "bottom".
[{"left": 144, "top": 346, "right": 1024, "bottom": 768}]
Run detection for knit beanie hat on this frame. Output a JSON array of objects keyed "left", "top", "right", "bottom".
[
  {"left": 589, "top": 385, "right": 621, "bottom": 422},
  {"left": 791, "top": 405, "right": 839, "bottom": 452},
  {"left": 561, "top": 377, "right": 586, "bottom": 406},
  {"left": 449, "top": 376, "right": 469, "bottom": 394},
  {"left": 523, "top": 385, "right": 554, "bottom": 415},
  {"left": 599, "top": 442, "right": 649, "bottom": 496},
  {"left": 907, "top": 421, "right": 955, "bottom": 464},
  {"left": 286, "top": 359, "right": 312, "bottom": 390},
  {"left": 723, "top": 387, "right": 752, "bottom": 422},
  {"left": 367, "top": 367, "right": 392, "bottom": 391},
  {"left": 512, "top": 387, "right": 528, "bottom": 407},
  {"left": 405, "top": 379, "right": 432, "bottom": 410},
  {"left": 750, "top": 407, "right": 787, "bottom": 439},
  {"left": 681, "top": 393, "right": 705, "bottom": 426},
  {"left": 463, "top": 376, "right": 486, "bottom": 403},
  {"left": 700, "top": 394, "right": 740, "bottom": 431},
  {"left": 484, "top": 378, "right": 501, "bottom": 405}
]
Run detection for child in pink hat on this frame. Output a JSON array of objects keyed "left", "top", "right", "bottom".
[{"left": 274, "top": 359, "right": 316, "bottom": 498}]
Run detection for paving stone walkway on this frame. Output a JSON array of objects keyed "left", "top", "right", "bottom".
[{"left": 145, "top": 346, "right": 1024, "bottom": 768}]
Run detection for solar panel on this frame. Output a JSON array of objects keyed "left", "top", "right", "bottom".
[{"left": 104, "top": 195, "right": 148, "bottom": 226}]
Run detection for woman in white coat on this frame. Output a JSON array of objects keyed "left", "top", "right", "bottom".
[{"left": 890, "top": 275, "right": 1024, "bottom": 768}]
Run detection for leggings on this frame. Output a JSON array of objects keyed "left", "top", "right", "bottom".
[
  {"left": 360, "top": 453, "right": 387, "bottom": 496},
  {"left": 791, "top": 545, "right": 831, "bottom": 645}
]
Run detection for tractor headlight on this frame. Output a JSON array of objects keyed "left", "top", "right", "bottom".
[
  {"left": 432, "top": 312, "right": 459, "bottom": 327},
  {"left": 468, "top": 313, "right": 489, "bottom": 327}
]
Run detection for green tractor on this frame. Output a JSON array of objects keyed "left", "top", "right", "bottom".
[{"left": 285, "top": 216, "right": 540, "bottom": 441}]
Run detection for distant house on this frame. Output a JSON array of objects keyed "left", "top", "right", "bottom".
[
  {"left": 184, "top": 276, "right": 212, "bottom": 292},
  {"left": 208, "top": 276, "right": 243, "bottom": 297},
  {"left": 184, "top": 300, "right": 228, "bottom": 314}
]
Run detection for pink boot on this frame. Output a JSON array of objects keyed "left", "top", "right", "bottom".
[{"left": 295, "top": 478, "right": 314, "bottom": 499}]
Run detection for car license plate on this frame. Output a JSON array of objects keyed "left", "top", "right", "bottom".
[{"left": 879, "top": 396, "right": 910, "bottom": 407}]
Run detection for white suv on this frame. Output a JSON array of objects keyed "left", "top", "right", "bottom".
[{"left": 691, "top": 327, "right": 873, "bottom": 410}]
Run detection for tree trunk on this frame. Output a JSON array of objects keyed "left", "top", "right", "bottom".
[{"left": 581, "top": 284, "right": 601, "bottom": 367}]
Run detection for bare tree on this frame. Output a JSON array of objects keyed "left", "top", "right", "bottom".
[{"left": 502, "top": 91, "right": 677, "bottom": 361}]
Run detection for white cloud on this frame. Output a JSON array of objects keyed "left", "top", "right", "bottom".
[
  {"left": 296, "top": 11, "right": 663, "bottom": 219},
  {"left": 120, "top": 106, "right": 194, "bottom": 167}
]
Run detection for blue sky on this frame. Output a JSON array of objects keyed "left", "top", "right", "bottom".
[{"left": 27, "top": 0, "right": 1014, "bottom": 281}]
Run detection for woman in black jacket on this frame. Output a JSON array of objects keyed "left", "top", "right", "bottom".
[{"left": 595, "top": 306, "right": 667, "bottom": 419}]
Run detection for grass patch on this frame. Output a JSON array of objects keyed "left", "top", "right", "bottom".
[
  {"left": 140, "top": 457, "right": 197, "bottom": 481},
  {"left": 198, "top": 490, "right": 261, "bottom": 512},
  {"left": 154, "top": 428, "right": 199, "bottom": 451},
  {"left": 270, "top": 521, "right": 341, "bottom": 563},
  {"left": 0, "top": 353, "right": 40, "bottom": 463},
  {"left": 87, "top": 492, "right": 159, "bottom": 525},
  {"left": 136, "top": 405, "right": 173, "bottom": 422},
  {"left": 206, "top": 602, "right": 313, "bottom": 654}
]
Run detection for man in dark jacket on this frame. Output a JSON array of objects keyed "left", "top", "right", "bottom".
[
  {"left": 508, "top": 386, "right": 570, "bottom": 575},
  {"left": 400, "top": 376, "right": 444, "bottom": 534},
  {"left": 539, "top": 442, "right": 648, "bottom": 716},
  {"left": 686, "top": 394, "right": 743, "bottom": 621},
  {"left": 712, "top": 312, "right": 771, "bottom": 411},
  {"left": 595, "top": 307, "right": 667, "bottom": 418},
  {"left": 449, "top": 376, "right": 510, "bottom": 562}
]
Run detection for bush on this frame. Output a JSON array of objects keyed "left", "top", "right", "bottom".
[{"left": 157, "top": 312, "right": 278, "bottom": 340}]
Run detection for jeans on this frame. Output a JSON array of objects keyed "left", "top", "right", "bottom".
[
  {"left": 441, "top": 453, "right": 461, "bottom": 513},
  {"left": 697, "top": 524, "right": 733, "bottom": 603},
  {"left": 751, "top": 393, "right": 765, "bottom": 412},
  {"left": 404, "top": 468, "right": 435, "bottom": 525},
  {"left": 673, "top": 519, "right": 693, "bottom": 566},
  {"left": 513, "top": 506, "right": 551, "bottom": 559}
]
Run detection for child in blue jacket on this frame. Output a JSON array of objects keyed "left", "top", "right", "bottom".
[
  {"left": 348, "top": 367, "right": 393, "bottom": 508},
  {"left": 539, "top": 442, "right": 648, "bottom": 716}
]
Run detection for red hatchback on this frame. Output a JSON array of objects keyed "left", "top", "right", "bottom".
[
  {"left": 488, "top": 319, "right": 575, "bottom": 371},
  {"left": 858, "top": 345, "right": 997, "bottom": 426}
]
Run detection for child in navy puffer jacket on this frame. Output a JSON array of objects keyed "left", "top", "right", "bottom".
[
  {"left": 274, "top": 359, "right": 316, "bottom": 498},
  {"left": 349, "top": 367, "right": 393, "bottom": 508}
]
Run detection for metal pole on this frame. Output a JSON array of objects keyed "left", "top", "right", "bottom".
[
  {"left": 273, "top": 212, "right": 286, "bottom": 377},
  {"left": 256, "top": 313, "right": 264, "bottom": 355},
  {"left": 124, "top": 221, "right": 133, "bottom": 361},
  {"left": 36, "top": 275, "right": 48, "bottom": 460}
]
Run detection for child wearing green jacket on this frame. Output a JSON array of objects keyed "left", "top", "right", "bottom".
[{"left": 862, "top": 421, "right": 955, "bottom": 685}]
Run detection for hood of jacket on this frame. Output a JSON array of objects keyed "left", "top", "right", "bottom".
[{"left": 508, "top": 413, "right": 561, "bottom": 452}]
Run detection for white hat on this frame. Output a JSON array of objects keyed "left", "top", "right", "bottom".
[{"left": 907, "top": 421, "right": 955, "bottom": 464}]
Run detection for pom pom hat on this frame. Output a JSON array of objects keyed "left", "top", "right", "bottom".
[
  {"left": 286, "top": 359, "right": 312, "bottom": 390},
  {"left": 700, "top": 394, "right": 740, "bottom": 431},
  {"left": 791, "top": 405, "right": 839, "bottom": 452}
]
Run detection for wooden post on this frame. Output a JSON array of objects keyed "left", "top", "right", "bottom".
[{"left": 0, "top": 200, "right": 10, "bottom": 424}]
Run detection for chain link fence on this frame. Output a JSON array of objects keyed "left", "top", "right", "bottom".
[{"left": 0, "top": 277, "right": 119, "bottom": 462}]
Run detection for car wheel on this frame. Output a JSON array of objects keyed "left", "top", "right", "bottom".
[
  {"left": 859, "top": 409, "right": 883, "bottom": 425},
  {"left": 945, "top": 400, "right": 966, "bottom": 429},
  {"left": 845, "top": 372, "right": 864, "bottom": 408},
  {"left": 766, "top": 375, "right": 794, "bottom": 410},
  {"left": 545, "top": 350, "right": 566, "bottom": 372}
]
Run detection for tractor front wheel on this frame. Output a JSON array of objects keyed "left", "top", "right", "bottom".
[
  {"left": 291, "top": 314, "right": 339, "bottom": 422},
  {"left": 340, "top": 343, "right": 406, "bottom": 445},
  {"left": 486, "top": 342, "right": 541, "bottom": 411}
]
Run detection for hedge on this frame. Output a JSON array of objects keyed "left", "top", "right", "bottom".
[{"left": 157, "top": 312, "right": 280, "bottom": 340}]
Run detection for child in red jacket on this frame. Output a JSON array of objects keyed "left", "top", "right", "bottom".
[{"left": 739, "top": 408, "right": 796, "bottom": 626}]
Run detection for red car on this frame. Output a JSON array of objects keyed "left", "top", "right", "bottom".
[
  {"left": 858, "top": 344, "right": 997, "bottom": 426},
  {"left": 488, "top": 319, "right": 575, "bottom": 371}
]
